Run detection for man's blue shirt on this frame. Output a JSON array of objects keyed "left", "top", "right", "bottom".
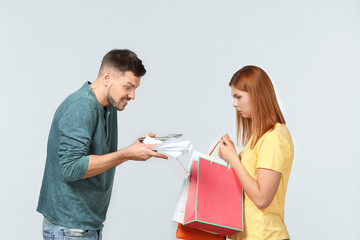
[{"left": 37, "top": 82, "right": 118, "bottom": 230}]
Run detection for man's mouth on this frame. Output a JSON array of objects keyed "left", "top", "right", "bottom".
[{"left": 122, "top": 99, "right": 130, "bottom": 106}]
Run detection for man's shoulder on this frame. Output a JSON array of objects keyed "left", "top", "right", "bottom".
[{"left": 56, "top": 83, "right": 101, "bottom": 118}]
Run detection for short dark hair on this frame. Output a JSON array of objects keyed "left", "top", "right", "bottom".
[{"left": 99, "top": 49, "right": 146, "bottom": 77}]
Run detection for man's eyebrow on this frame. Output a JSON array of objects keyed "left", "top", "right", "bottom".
[{"left": 125, "top": 82, "right": 136, "bottom": 87}]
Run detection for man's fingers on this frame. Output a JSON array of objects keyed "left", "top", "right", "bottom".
[
  {"left": 150, "top": 151, "right": 168, "bottom": 159},
  {"left": 142, "top": 143, "right": 157, "bottom": 149},
  {"left": 140, "top": 132, "right": 155, "bottom": 138},
  {"left": 147, "top": 132, "right": 156, "bottom": 138},
  {"left": 137, "top": 132, "right": 156, "bottom": 142}
]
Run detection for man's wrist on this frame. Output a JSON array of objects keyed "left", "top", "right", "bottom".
[{"left": 115, "top": 148, "right": 131, "bottom": 164}]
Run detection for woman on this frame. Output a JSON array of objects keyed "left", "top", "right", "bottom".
[{"left": 218, "top": 65, "right": 294, "bottom": 240}]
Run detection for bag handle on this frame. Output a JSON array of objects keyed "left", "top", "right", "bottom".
[
  {"left": 209, "top": 137, "right": 222, "bottom": 158},
  {"left": 209, "top": 137, "right": 231, "bottom": 169}
]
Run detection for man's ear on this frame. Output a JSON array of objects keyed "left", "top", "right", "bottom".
[{"left": 102, "top": 71, "right": 111, "bottom": 87}]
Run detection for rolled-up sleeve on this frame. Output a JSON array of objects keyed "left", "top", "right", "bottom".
[{"left": 58, "top": 100, "right": 97, "bottom": 182}]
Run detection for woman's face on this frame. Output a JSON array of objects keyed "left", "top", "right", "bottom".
[{"left": 231, "top": 86, "right": 252, "bottom": 118}]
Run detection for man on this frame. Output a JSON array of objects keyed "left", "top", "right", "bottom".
[{"left": 37, "top": 49, "right": 167, "bottom": 239}]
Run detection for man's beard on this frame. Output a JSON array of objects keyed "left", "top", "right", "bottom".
[{"left": 106, "top": 92, "right": 129, "bottom": 111}]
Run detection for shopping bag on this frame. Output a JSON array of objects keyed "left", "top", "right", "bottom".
[
  {"left": 183, "top": 151, "right": 243, "bottom": 235},
  {"left": 176, "top": 223, "right": 226, "bottom": 240}
]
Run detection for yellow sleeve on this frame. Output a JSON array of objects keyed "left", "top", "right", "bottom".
[{"left": 256, "top": 129, "right": 292, "bottom": 174}]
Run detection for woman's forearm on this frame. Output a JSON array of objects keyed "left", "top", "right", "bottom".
[{"left": 231, "top": 156, "right": 281, "bottom": 210}]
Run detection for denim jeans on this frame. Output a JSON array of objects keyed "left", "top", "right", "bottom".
[{"left": 43, "top": 218, "right": 102, "bottom": 240}]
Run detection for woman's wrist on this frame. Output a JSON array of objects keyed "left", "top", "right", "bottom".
[{"left": 229, "top": 154, "right": 240, "bottom": 167}]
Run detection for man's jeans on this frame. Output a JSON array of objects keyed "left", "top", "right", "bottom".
[{"left": 43, "top": 218, "right": 102, "bottom": 240}]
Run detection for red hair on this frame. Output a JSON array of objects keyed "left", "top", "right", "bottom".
[{"left": 229, "top": 65, "right": 285, "bottom": 148}]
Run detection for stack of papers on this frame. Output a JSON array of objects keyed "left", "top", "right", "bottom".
[
  {"left": 143, "top": 136, "right": 192, "bottom": 178},
  {"left": 143, "top": 136, "right": 192, "bottom": 158}
]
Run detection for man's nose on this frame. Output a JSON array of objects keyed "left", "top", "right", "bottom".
[{"left": 128, "top": 90, "right": 135, "bottom": 100}]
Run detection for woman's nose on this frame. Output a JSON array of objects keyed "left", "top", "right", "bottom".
[{"left": 233, "top": 99, "right": 238, "bottom": 107}]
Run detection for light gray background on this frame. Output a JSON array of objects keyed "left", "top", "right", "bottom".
[{"left": 1, "top": 0, "right": 359, "bottom": 239}]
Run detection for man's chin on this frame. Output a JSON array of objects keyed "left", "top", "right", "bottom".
[{"left": 115, "top": 106, "right": 125, "bottom": 111}]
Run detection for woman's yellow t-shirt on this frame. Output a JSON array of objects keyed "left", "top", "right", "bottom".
[{"left": 230, "top": 123, "right": 294, "bottom": 240}]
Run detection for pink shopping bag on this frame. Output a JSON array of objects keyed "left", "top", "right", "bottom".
[{"left": 183, "top": 154, "right": 243, "bottom": 235}]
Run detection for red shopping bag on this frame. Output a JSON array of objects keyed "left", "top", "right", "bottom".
[
  {"left": 183, "top": 154, "right": 243, "bottom": 235},
  {"left": 176, "top": 223, "right": 226, "bottom": 240}
]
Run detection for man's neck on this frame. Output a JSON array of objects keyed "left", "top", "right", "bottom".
[{"left": 90, "top": 78, "right": 108, "bottom": 108}]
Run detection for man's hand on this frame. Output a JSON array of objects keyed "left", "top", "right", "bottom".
[
  {"left": 125, "top": 132, "right": 168, "bottom": 160},
  {"left": 125, "top": 141, "right": 168, "bottom": 161}
]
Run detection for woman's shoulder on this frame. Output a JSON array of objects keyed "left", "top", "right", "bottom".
[
  {"left": 271, "top": 123, "right": 291, "bottom": 138},
  {"left": 257, "top": 123, "right": 293, "bottom": 149}
]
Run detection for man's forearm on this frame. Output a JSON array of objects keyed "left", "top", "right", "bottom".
[
  {"left": 83, "top": 149, "right": 130, "bottom": 179},
  {"left": 83, "top": 140, "right": 167, "bottom": 179}
]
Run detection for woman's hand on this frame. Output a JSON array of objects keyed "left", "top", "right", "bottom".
[{"left": 218, "top": 134, "right": 239, "bottom": 166}]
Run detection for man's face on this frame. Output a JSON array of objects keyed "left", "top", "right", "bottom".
[{"left": 106, "top": 70, "right": 141, "bottom": 111}]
